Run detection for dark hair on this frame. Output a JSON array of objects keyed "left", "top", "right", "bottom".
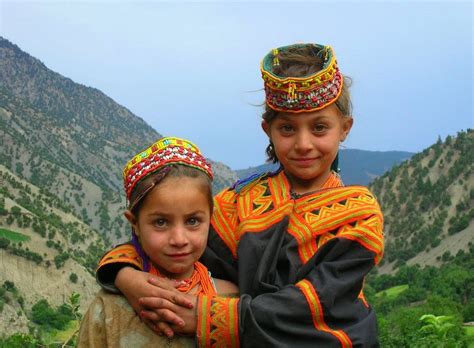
[
  {"left": 129, "top": 165, "right": 213, "bottom": 216},
  {"left": 262, "top": 45, "right": 353, "bottom": 163}
]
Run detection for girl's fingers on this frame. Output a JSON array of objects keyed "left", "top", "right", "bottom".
[
  {"left": 141, "top": 284, "right": 194, "bottom": 309},
  {"left": 156, "top": 321, "right": 175, "bottom": 338},
  {"left": 147, "top": 276, "right": 176, "bottom": 291},
  {"left": 139, "top": 296, "right": 174, "bottom": 311},
  {"left": 139, "top": 300, "right": 185, "bottom": 328},
  {"left": 140, "top": 309, "right": 160, "bottom": 322},
  {"left": 170, "top": 292, "right": 194, "bottom": 309},
  {"left": 140, "top": 312, "right": 178, "bottom": 337},
  {"left": 142, "top": 318, "right": 163, "bottom": 335},
  {"left": 156, "top": 308, "right": 185, "bottom": 328}
]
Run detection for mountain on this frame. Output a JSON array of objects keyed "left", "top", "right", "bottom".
[
  {"left": 236, "top": 149, "right": 413, "bottom": 186},
  {"left": 0, "top": 37, "right": 237, "bottom": 238},
  {"left": 369, "top": 130, "right": 473, "bottom": 274}
]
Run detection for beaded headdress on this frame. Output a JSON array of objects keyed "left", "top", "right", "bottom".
[
  {"left": 261, "top": 43, "right": 343, "bottom": 113},
  {"left": 123, "top": 136, "right": 213, "bottom": 205}
]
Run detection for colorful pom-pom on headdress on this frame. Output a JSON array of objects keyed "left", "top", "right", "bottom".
[
  {"left": 261, "top": 43, "right": 343, "bottom": 113},
  {"left": 123, "top": 137, "right": 213, "bottom": 203}
]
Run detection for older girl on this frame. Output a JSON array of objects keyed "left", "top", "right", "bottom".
[{"left": 96, "top": 43, "right": 384, "bottom": 347}]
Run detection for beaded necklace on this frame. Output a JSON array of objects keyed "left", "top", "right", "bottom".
[{"left": 149, "top": 261, "right": 217, "bottom": 296}]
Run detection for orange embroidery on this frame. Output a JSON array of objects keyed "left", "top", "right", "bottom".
[
  {"left": 97, "top": 244, "right": 143, "bottom": 271},
  {"left": 358, "top": 290, "right": 369, "bottom": 308},
  {"left": 197, "top": 296, "right": 240, "bottom": 348},
  {"left": 211, "top": 190, "right": 239, "bottom": 257},
  {"left": 197, "top": 295, "right": 212, "bottom": 347},
  {"left": 337, "top": 215, "right": 384, "bottom": 264},
  {"left": 297, "top": 280, "right": 353, "bottom": 348}
]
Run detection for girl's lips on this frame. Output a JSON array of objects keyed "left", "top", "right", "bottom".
[
  {"left": 167, "top": 253, "right": 191, "bottom": 258},
  {"left": 292, "top": 157, "right": 318, "bottom": 164},
  {"left": 294, "top": 158, "right": 316, "bottom": 161}
]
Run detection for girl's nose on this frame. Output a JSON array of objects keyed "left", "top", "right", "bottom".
[
  {"left": 169, "top": 226, "right": 189, "bottom": 247},
  {"left": 294, "top": 129, "right": 313, "bottom": 152}
]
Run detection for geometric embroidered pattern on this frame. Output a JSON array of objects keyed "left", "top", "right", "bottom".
[
  {"left": 289, "top": 188, "right": 384, "bottom": 264},
  {"left": 197, "top": 295, "right": 240, "bottom": 348},
  {"left": 211, "top": 171, "right": 384, "bottom": 264}
]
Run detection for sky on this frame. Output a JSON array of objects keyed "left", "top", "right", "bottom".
[{"left": 1, "top": 0, "right": 472, "bottom": 169}]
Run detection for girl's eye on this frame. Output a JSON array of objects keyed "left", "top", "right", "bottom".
[
  {"left": 155, "top": 218, "right": 167, "bottom": 227},
  {"left": 187, "top": 217, "right": 200, "bottom": 226},
  {"left": 313, "top": 124, "right": 327, "bottom": 133},
  {"left": 279, "top": 124, "right": 295, "bottom": 135}
]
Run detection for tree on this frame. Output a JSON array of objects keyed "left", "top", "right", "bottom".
[
  {"left": 61, "top": 292, "right": 82, "bottom": 347},
  {"left": 69, "top": 273, "right": 78, "bottom": 283},
  {"left": 417, "top": 314, "right": 466, "bottom": 347},
  {"left": 0, "top": 237, "right": 10, "bottom": 249},
  {"left": 10, "top": 206, "right": 21, "bottom": 215},
  {"left": 0, "top": 333, "right": 39, "bottom": 348},
  {"left": 419, "top": 314, "right": 455, "bottom": 340}
]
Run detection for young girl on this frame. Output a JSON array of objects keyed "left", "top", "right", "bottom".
[
  {"left": 95, "top": 43, "right": 384, "bottom": 347},
  {"left": 77, "top": 137, "right": 238, "bottom": 347}
]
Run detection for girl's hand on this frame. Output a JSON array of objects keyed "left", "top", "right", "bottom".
[
  {"left": 115, "top": 267, "right": 193, "bottom": 335},
  {"left": 140, "top": 292, "right": 198, "bottom": 336}
]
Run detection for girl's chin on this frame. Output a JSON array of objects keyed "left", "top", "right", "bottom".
[{"left": 162, "top": 267, "right": 195, "bottom": 280}]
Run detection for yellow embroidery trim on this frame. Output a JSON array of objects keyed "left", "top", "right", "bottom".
[{"left": 297, "top": 280, "right": 353, "bottom": 348}]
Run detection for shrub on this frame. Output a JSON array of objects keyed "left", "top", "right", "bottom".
[{"left": 69, "top": 273, "right": 78, "bottom": 284}]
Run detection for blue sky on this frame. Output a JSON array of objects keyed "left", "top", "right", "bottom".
[{"left": 1, "top": 1, "right": 472, "bottom": 169}]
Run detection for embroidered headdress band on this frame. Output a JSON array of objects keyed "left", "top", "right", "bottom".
[
  {"left": 261, "top": 43, "right": 343, "bottom": 113},
  {"left": 123, "top": 137, "right": 213, "bottom": 203}
]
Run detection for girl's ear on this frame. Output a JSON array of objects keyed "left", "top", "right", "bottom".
[
  {"left": 124, "top": 210, "right": 138, "bottom": 232},
  {"left": 261, "top": 120, "right": 271, "bottom": 137},
  {"left": 340, "top": 117, "right": 354, "bottom": 142}
]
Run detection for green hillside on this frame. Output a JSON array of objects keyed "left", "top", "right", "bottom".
[
  {"left": 366, "top": 130, "right": 474, "bottom": 347},
  {"left": 371, "top": 130, "right": 473, "bottom": 273}
]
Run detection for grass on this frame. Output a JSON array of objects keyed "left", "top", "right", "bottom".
[
  {"left": 465, "top": 326, "right": 474, "bottom": 348},
  {"left": 42, "top": 320, "right": 79, "bottom": 346},
  {"left": 0, "top": 228, "right": 30, "bottom": 242},
  {"left": 376, "top": 284, "right": 409, "bottom": 299}
]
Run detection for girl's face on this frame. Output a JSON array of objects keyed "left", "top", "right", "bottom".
[
  {"left": 125, "top": 176, "right": 211, "bottom": 280},
  {"left": 262, "top": 104, "right": 352, "bottom": 193}
]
